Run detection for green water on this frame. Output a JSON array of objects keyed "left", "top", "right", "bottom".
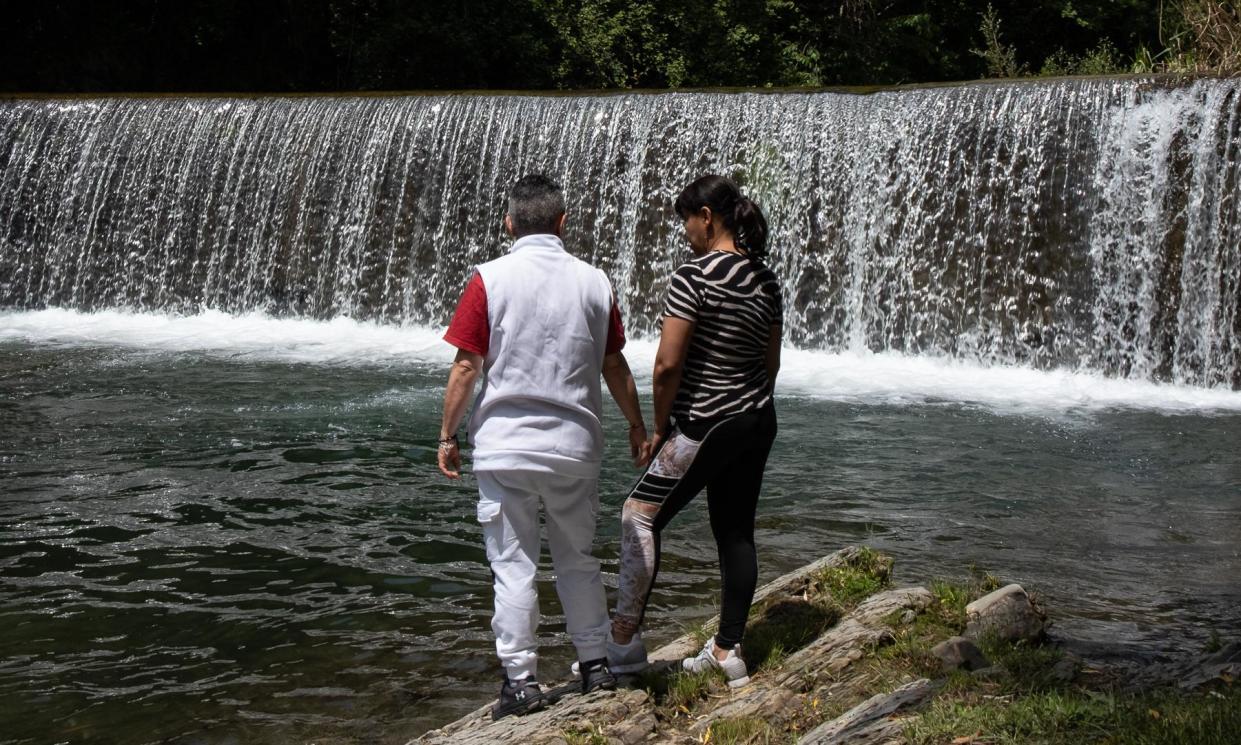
[{"left": 2, "top": 342, "right": 1239, "bottom": 744}]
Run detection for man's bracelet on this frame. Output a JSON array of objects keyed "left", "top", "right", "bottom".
[
  {"left": 628, "top": 421, "right": 646, "bottom": 430},
  {"left": 438, "top": 434, "right": 459, "bottom": 447}
]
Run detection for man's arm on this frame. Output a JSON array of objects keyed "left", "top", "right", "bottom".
[
  {"left": 439, "top": 348, "right": 484, "bottom": 479},
  {"left": 602, "top": 351, "right": 649, "bottom": 466}
]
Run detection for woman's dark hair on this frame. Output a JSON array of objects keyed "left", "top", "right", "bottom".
[{"left": 674, "top": 175, "right": 769, "bottom": 259}]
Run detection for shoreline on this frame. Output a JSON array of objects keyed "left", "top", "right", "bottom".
[{"left": 407, "top": 546, "right": 1241, "bottom": 744}]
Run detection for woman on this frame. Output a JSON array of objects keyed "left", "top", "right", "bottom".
[{"left": 609, "top": 174, "right": 782, "bottom": 687}]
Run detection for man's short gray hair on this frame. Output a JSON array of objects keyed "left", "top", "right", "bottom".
[{"left": 507, "top": 174, "right": 566, "bottom": 237}]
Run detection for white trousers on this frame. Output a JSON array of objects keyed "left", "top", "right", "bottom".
[{"left": 476, "top": 469, "right": 610, "bottom": 681}]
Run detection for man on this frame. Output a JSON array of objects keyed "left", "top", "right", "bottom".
[{"left": 438, "top": 174, "right": 648, "bottom": 720}]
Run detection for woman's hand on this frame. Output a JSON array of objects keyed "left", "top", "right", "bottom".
[
  {"left": 648, "top": 430, "right": 667, "bottom": 459},
  {"left": 629, "top": 423, "right": 652, "bottom": 467}
]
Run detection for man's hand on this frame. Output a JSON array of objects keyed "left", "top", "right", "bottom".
[
  {"left": 439, "top": 348, "right": 482, "bottom": 481},
  {"left": 603, "top": 351, "right": 650, "bottom": 467},
  {"left": 438, "top": 439, "right": 461, "bottom": 479}
]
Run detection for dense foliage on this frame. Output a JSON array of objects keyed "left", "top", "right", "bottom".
[{"left": 0, "top": 0, "right": 1230, "bottom": 92}]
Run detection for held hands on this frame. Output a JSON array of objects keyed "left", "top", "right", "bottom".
[
  {"left": 629, "top": 422, "right": 653, "bottom": 468},
  {"left": 649, "top": 430, "right": 666, "bottom": 454}
]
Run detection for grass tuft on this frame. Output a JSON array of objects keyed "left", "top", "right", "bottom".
[
  {"left": 561, "top": 723, "right": 609, "bottom": 745},
  {"left": 704, "top": 716, "right": 778, "bottom": 744},
  {"left": 977, "top": 634, "right": 1068, "bottom": 694},
  {"left": 810, "top": 547, "right": 893, "bottom": 609},
  {"left": 660, "top": 668, "right": 719, "bottom": 716}
]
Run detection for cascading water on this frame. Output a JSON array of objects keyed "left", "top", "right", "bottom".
[
  {"left": 1, "top": 79, "right": 1238, "bottom": 388},
  {"left": 3, "top": 80, "right": 1241, "bottom": 745}
]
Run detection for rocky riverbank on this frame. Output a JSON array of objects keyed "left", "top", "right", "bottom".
[{"left": 409, "top": 547, "right": 1240, "bottom": 744}]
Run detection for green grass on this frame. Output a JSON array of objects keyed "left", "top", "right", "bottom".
[
  {"left": 872, "top": 576, "right": 993, "bottom": 680},
  {"left": 905, "top": 687, "right": 1241, "bottom": 745},
  {"left": 561, "top": 724, "right": 609, "bottom": 745},
  {"left": 703, "top": 716, "right": 778, "bottom": 744},
  {"left": 928, "top": 579, "right": 973, "bottom": 628},
  {"left": 978, "top": 635, "right": 1069, "bottom": 694},
  {"left": 628, "top": 556, "right": 1237, "bottom": 745},
  {"left": 659, "top": 668, "right": 720, "bottom": 716},
  {"left": 811, "top": 546, "right": 893, "bottom": 608}
]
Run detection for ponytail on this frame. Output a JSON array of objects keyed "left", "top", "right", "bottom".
[
  {"left": 674, "top": 175, "right": 770, "bottom": 261},
  {"left": 732, "top": 196, "right": 769, "bottom": 260}
]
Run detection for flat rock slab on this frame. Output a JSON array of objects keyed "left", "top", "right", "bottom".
[
  {"left": 776, "top": 587, "right": 934, "bottom": 689},
  {"left": 800, "top": 678, "right": 937, "bottom": 745},
  {"left": 413, "top": 687, "right": 654, "bottom": 745},
  {"left": 409, "top": 547, "right": 868, "bottom": 745},
  {"left": 694, "top": 585, "right": 934, "bottom": 735}
]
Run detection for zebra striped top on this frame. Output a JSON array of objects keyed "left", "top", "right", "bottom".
[{"left": 664, "top": 251, "right": 783, "bottom": 422}]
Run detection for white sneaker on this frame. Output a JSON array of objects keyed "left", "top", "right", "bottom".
[
  {"left": 682, "top": 638, "right": 750, "bottom": 688},
  {"left": 571, "top": 630, "right": 650, "bottom": 677}
]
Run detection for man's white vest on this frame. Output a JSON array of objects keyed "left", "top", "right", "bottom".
[{"left": 469, "top": 233, "right": 615, "bottom": 477}]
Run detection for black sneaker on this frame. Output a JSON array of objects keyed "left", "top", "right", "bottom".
[
  {"left": 491, "top": 676, "right": 546, "bottom": 721},
  {"left": 579, "top": 657, "right": 617, "bottom": 694}
]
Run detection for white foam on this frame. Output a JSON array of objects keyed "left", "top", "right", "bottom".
[
  {"left": 0, "top": 308, "right": 453, "bottom": 366},
  {"left": 3, "top": 308, "right": 1240, "bottom": 414}
]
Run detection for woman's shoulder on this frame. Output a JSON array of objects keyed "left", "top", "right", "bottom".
[{"left": 671, "top": 254, "right": 713, "bottom": 279}]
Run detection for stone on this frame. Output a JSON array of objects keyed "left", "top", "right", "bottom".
[
  {"left": 931, "top": 636, "right": 990, "bottom": 672},
  {"left": 964, "top": 584, "right": 1045, "bottom": 643},
  {"left": 1178, "top": 641, "right": 1241, "bottom": 690},
  {"left": 799, "top": 678, "right": 937, "bottom": 745},
  {"left": 970, "top": 665, "right": 1007, "bottom": 682},
  {"left": 1050, "top": 655, "right": 1079, "bottom": 683},
  {"left": 690, "top": 687, "right": 799, "bottom": 736}
]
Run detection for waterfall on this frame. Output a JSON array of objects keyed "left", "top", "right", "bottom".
[{"left": 1, "top": 79, "right": 1238, "bottom": 388}]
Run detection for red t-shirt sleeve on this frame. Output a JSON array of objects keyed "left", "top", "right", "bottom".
[
  {"left": 443, "top": 272, "right": 489, "bottom": 355},
  {"left": 605, "top": 299, "right": 626, "bottom": 355}
]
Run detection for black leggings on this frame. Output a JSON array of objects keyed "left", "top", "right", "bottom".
[{"left": 617, "top": 401, "right": 777, "bottom": 649}]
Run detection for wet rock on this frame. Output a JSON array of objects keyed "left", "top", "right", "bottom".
[
  {"left": 964, "top": 584, "right": 1045, "bottom": 643},
  {"left": 1179, "top": 641, "right": 1241, "bottom": 690},
  {"left": 931, "top": 636, "right": 990, "bottom": 672}
]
